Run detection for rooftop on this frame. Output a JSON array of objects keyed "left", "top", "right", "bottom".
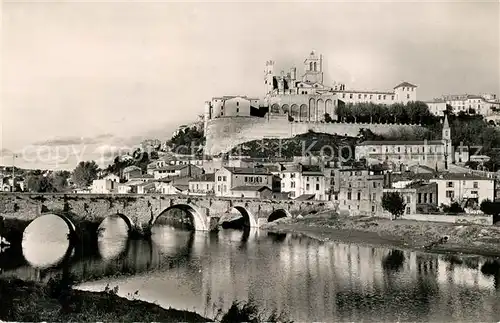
[
  {"left": 223, "top": 167, "right": 272, "bottom": 175},
  {"left": 358, "top": 140, "right": 443, "bottom": 146},
  {"left": 231, "top": 185, "right": 271, "bottom": 192},
  {"left": 190, "top": 173, "right": 215, "bottom": 182},
  {"left": 431, "top": 173, "right": 493, "bottom": 181},
  {"left": 394, "top": 81, "right": 417, "bottom": 89}
]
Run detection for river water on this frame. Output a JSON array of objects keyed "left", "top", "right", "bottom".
[{"left": 1, "top": 215, "right": 500, "bottom": 322}]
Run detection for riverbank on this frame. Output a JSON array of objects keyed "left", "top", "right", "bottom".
[
  {"left": 263, "top": 213, "right": 500, "bottom": 257},
  {"left": 0, "top": 277, "right": 210, "bottom": 322}
]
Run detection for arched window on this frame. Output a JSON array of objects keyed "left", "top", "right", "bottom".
[
  {"left": 309, "top": 62, "right": 313, "bottom": 71},
  {"left": 313, "top": 62, "right": 317, "bottom": 71}
]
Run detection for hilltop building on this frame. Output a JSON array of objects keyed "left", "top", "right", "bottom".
[
  {"left": 203, "top": 51, "right": 421, "bottom": 155},
  {"left": 204, "top": 51, "right": 418, "bottom": 130}
]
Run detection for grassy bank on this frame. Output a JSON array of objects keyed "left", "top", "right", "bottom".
[
  {"left": 0, "top": 276, "right": 293, "bottom": 322},
  {"left": 263, "top": 213, "right": 500, "bottom": 257},
  {"left": 0, "top": 277, "right": 209, "bottom": 322}
]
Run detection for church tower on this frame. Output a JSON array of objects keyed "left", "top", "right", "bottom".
[
  {"left": 264, "top": 60, "right": 275, "bottom": 95},
  {"left": 442, "top": 114, "right": 452, "bottom": 169},
  {"left": 302, "top": 50, "right": 324, "bottom": 84}
]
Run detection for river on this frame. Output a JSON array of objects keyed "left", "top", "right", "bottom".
[{"left": 1, "top": 214, "right": 500, "bottom": 322}]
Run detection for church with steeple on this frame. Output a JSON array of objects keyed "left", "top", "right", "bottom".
[{"left": 355, "top": 114, "right": 468, "bottom": 171}]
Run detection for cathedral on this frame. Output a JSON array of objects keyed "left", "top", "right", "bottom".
[{"left": 204, "top": 51, "right": 418, "bottom": 125}]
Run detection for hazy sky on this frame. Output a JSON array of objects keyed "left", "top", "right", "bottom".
[{"left": 1, "top": 0, "right": 499, "bottom": 169}]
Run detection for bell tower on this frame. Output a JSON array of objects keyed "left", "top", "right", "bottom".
[
  {"left": 302, "top": 50, "right": 323, "bottom": 84},
  {"left": 264, "top": 60, "right": 275, "bottom": 95}
]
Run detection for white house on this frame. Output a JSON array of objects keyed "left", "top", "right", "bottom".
[
  {"left": 277, "top": 164, "right": 327, "bottom": 200},
  {"left": 188, "top": 173, "right": 215, "bottom": 195},
  {"left": 122, "top": 166, "right": 142, "bottom": 181},
  {"left": 214, "top": 167, "right": 277, "bottom": 197},
  {"left": 153, "top": 164, "right": 202, "bottom": 180},
  {"left": 429, "top": 173, "right": 495, "bottom": 207},
  {"left": 91, "top": 179, "right": 117, "bottom": 194}
]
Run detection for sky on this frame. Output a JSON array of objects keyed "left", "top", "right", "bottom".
[{"left": 1, "top": 0, "right": 499, "bottom": 170}]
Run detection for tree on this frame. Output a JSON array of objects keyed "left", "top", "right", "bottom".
[
  {"left": 72, "top": 161, "right": 99, "bottom": 188},
  {"left": 51, "top": 171, "right": 71, "bottom": 192},
  {"left": 324, "top": 113, "right": 333, "bottom": 123},
  {"left": 26, "top": 175, "right": 56, "bottom": 193},
  {"left": 382, "top": 192, "right": 406, "bottom": 220},
  {"left": 480, "top": 199, "right": 500, "bottom": 216}
]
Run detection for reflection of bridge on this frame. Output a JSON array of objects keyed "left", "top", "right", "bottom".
[
  {"left": 0, "top": 193, "right": 335, "bottom": 234},
  {"left": 0, "top": 229, "right": 262, "bottom": 285}
]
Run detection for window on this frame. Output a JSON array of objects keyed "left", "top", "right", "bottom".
[
  {"left": 471, "top": 191, "right": 478, "bottom": 195},
  {"left": 406, "top": 196, "right": 411, "bottom": 203},
  {"left": 291, "top": 182, "right": 295, "bottom": 188},
  {"left": 236, "top": 108, "right": 239, "bottom": 113},
  {"left": 418, "top": 193, "right": 422, "bottom": 204},
  {"left": 473, "top": 181, "right": 478, "bottom": 188},
  {"left": 372, "top": 193, "right": 376, "bottom": 200},
  {"left": 372, "top": 205, "right": 376, "bottom": 212},
  {"left": 357, "top": 192, "right": 361, "bottom": 200},
  {"left": 291, "top": 173, "right": 296, "bottom": 178},
  {"left": 383, "top": 95, "right": 386, "bottom": 99},
  {"left": 316, "top": 184, "right": 320, "bottom": 191},
  {"left": 223, "top": 176, "right": 227, "bottom": 181},
  {"left": 316, "top": 177, "right": 319, "bottom": 181},
  {"left": 236, "top": 101, "right": 239, "bottom": 106},
  {"left": 446, "top": 190, "right": 454, "bottom": 199},
  {"left": 358, "top": 94, "right": 361, "bottom": 99},
  {"left": 447, "top": 181, "right": 454, "bottom": 188},
  {"left": 306, "top": 184, "right": 310, "bottom": 190},
  {"left": 407, "top": 94, "right": 410, "bottom": 99},
  {"left": 378, "top": 95, "right": 381, "bottom": 100},
  {"left": 391, "top": 95, "right": 395, "bottom": 100},
  {"left": 350, "top": 93, "right": 353, "bottom": 99},
  {"left": 373, "top": 182, "right": 376, "bottom": 188},
  {"left": 347, "top": 192, "right": 352, "bottom": 200},
  {"left": 342, "top": 93, "right": 345, "bottom": 98}
]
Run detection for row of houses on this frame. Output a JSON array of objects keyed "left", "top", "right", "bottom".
[{"left": 90, "top": 155, "right": 498, "bottom": 217}]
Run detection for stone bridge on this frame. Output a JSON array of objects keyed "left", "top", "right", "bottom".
[{"left": 0, "top": 193, "right": 336, "bottom": 235}]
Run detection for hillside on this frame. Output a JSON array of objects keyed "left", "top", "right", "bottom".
[{"left": 229, "top": 131, "right": 360, "bottom": 160}]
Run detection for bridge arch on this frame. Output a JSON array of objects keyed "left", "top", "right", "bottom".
[
  {"left": 228, "top": 206, "right": 258, "bottom": 228},
  {"left": 154, "top": 204, "right": 208, "bottom": 231},
  {"left": 99, "top": 213, "right": 133, "bottom": 232},
  {"left": 267, "top": 209, "right": 292, "bottom": 223}
]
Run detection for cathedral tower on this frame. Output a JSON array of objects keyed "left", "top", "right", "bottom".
[
  {"left": 264, "top": 60, "right": 275, "bottom": 95},
  {"left": 302, "top": 50, "right": 323, "bottom": 84}
]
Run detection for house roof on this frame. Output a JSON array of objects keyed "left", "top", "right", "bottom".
[
  {"left": 231, "top": 185, "right": 271, "bottom": 192},
  {"left": 295, "top": 194, "right": 316, "bottom": 200},
  {"left": 156, "top": 164, "right": 198, "bottom": 171},
  {"left": 358, "top": 140, "right": 443, "bottom": 146},
  {"left": 173, "top": 184, "right": 189, "bottom": 191},
  {"left": 223, "top": 167, "right": 272, "bottom": 175},
  {"left": 130, "top": 173, "right": 154, "bottom": 179},
  {"left": 190, "top": 173, "right": 215, "bottom": 183},
  {"left": 394, "top": 81, "right": 417, "bottom": 89},
  {"left": 430, "top": 173, "right": 493, "bottom": 181},
  {"left": 336, "top": 89, "right": 394, "bottom": 95},
  {"left": 123, "top": 166, "right": 141, "bottom": 173}
]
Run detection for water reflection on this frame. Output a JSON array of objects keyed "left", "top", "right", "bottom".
[
  {"left": 2, "top": 219, "right": 500, "bottom": 322},
  {"left": 22, "top": 214, "right": 72, "bottom": 269},
  {"left": 97, "top": 217, "right": 129, "bottom": 261}
]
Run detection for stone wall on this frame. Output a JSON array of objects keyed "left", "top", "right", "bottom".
[
  {"left": 204, "top": 116, "right": 423, "bottom": 155},
  {"left": 402, "top": 213, "right": 493, "bottom": 225}
]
